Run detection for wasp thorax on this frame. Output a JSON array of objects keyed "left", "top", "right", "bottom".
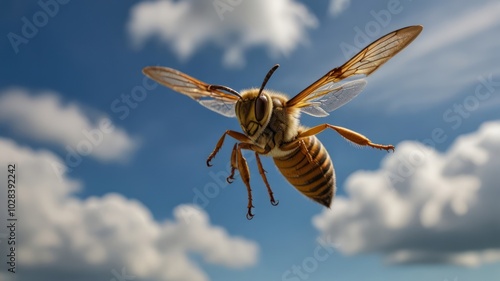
[{"left": 235, "top": 90, "right": 273, "bottom": 137}]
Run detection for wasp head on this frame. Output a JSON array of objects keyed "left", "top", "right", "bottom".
[
  {"left": 235, "top": 64, "right": 279, "bottom": 137},
  {"left": 235, "top": 90, "right": 273, "bottom": 137}
]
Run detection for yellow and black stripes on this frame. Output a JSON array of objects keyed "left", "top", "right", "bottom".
[{"left": 273, "top": 136, "right": 335, "bottom": 207}]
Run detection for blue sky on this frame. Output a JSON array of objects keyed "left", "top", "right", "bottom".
[{"left": 1, "top": 0, "right": 500, "bottom": 280}]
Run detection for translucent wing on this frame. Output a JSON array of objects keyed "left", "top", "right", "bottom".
[
  {"left": 287, "top": 25, "right": 423, "bottom": 110},
  {"left": 300, "top": 78, "right": 367, "bottom": 117},
  {"left": 143, "top": 66, "right": 240, "bottom": 118},
  {"left": 199, "top": 99, "right": 237, "bottom": 118}
]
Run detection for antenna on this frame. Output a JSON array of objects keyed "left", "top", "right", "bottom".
[
  {"left": 208, "top": 85, "right": 242, "bottom": 99},
  {"left": 258, "top": 64, "right": 279, "bottom": 97}
]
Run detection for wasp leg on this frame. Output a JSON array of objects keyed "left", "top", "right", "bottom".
[
  {"left": 237, "top": 143, "right": 276, "bottom": 207},
  {"left": 206, "top": 131, "right": 272, "bottom": 219},
  {"left": 297, "top": 124, "right": 395, "bottom": 152},
  {"left": 233, "top": 143, "right": 254, "bottom": 220},
  {"left": 235, "top": 144, "right": 272, "bottom": 219},
  {"left": 227, "top": 143, "right": 238, "bottom": 183},
  {"left": 206, "top": 130, "right": 253, "bottom": 166},
  {"left": 253, "top": 152, "right": 279, "bottom": 206}
]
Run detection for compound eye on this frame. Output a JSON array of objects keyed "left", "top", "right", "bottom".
[{"left": 254, "top": 95, "right": 268, "bottom": 121}]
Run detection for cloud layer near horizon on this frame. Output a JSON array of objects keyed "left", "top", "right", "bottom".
[
  {"left": 0, "top": 138, "right": 258, "bottom": 281},
  {"left": 313, "top": 120, "right": 500, "bottom": 267}
]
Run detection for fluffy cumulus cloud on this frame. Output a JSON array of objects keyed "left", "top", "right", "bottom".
[
  {"left": 127, "top": 0, "right": 318, "bottom": 67},
  {"left": 0, "top": 138, "right": 258, "bottom": 281},
  {"left": 313, "top": 120, "right": 500, "bottom": 267},
  {"left": 0, "top": 88, "right": 137, "bottom": 163}
]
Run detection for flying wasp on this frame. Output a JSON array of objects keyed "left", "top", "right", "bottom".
[{"left": 143, "top": 25, "right": 423, "bottom": 219}]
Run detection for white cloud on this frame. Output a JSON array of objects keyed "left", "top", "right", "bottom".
[
  {"left": 313, "top": 120, "right": 500, "bottom": 267},
  {"left": 0, "top": 88, "right": 137, "bottom": 163},
  {"left": 127, "top": 0, "right": 318, "bottom": 67},
  {"left": 329, "top": 0, "right": 351, "bottom": 17},
  {"left": 0, "top": 138, "right": 258, "bottom": 281}
]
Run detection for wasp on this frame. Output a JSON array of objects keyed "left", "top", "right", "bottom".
[{"left": 143, "top": 25, "right": 422, "bottom": 219}]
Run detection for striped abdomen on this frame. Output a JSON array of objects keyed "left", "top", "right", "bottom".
[{"left": 273, "top": 136, "right": 335, "bottom": 207}]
